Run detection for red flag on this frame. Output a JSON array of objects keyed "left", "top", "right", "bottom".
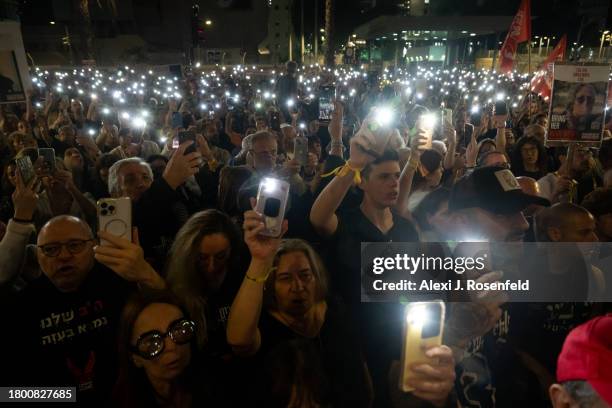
[
  {"left": 499, "top": 0, "right": 532, "bottom": 73},
  {"left": 540, "top": 35, "right": 567, "bottom": 68},
  {"left": 530, "top": 35, "right": 567, "bottom": 100}
]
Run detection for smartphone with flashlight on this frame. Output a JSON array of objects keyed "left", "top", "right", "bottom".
[
  {"left": 178, "top": 130, "right": 197, "bottom": 155},
  {"left": 15, "top": 156, "right": 36, "bottom": 185},
  {"left": 38, "top": 148, "right": 56, "bottom": 174},
  {"left": 255, "top": 178, "right": 290, "bottom": 237},
  {"left": 470, "top": 107, "right": 483, "bottom": 127},
  {"left": 399, "top": 301, "right": 446, "bottom": 393},
  {"left": 494, "top": 100, "right": 508, "bottom": 116},
  {"left": 417, "top": 113, "right": 436, "bottom": 150},
  {"left": 97, "top": 197, "right": 132, "bottom": 246},
  {"left": 171, "top": 112, "right": 182, "bottom": 129},
  {"left": 294, "top": 135, "right": 309, "bottom": 166},
  {"left": 441, "top": 108, "right": 453, "bottom": 128},
  {"left": 270, "top": 111, "right": 281, "bottom": 131},
  {"left": 318, "top": 85, "right": 336, "bottom": 121}
]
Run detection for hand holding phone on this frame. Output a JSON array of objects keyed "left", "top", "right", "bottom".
[
  {"left": 15, "top": 156, "right": 36, "bottom": 186},
  {"left": 416, "top": 113, "right": 436, "bottom": 150},
  {"left": 293, "top": 136, "right": 309, "bottom": 166},
  {"left": 178, "top": 130, "right": 197, "bottom": 155},
  {"left": 97, "top": 197, "right": 132, "bottom": 246},
  {"left": 254, "top": 178, "right": 290, "bottom": 237},
  {"left": 399, "top": 301, "right": 446, "bottom": 393}
]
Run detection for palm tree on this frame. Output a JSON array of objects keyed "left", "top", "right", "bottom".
[
  {"left": 77, "top": 0, "right": 117, "bottom": 62},
  {"left": 324, "top": 0, "right": 334, "bottom": 66}
]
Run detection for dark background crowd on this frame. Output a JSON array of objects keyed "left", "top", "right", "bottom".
[{"left": 0, "top": 60, "right": 611, "bottom": 408}]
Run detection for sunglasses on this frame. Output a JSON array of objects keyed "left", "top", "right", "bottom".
[
  {"left": 131, "top": 318, "right": 195, "bottom": 360},
  {"left": 575, "top": 96, "right": 594, "bottom": 105},
  {"left": 38, "top": 239, "right": 94, "bottom": 257}
]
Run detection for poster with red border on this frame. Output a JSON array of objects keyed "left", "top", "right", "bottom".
[{"left": 547, "top": 64, "right": 610, "bottom": 147}]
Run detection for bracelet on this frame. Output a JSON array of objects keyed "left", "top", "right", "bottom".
[
  {"left": 245, "top": 267, "right": 276, "bottom": 284},
  {"left": 321, "top": 162, "right": 362, "bottom": 184}
]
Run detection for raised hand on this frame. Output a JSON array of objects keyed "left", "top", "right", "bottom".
[
  {"left": 465, "top": 131, "right": 478, "bottom": 168},
  {"left": 407, "top": 345, "right": 456, "bottom": 406},
  {"left": 162, "top": 141, "right": 202, "bottom": 189},
  {"left": 94, "top": 228, "right": 164, "bottom": 288},
  {"left": 243, "top": 198, "right": 287, "bottom": 261},
  {"left": 12, "top": 169, "right": 39, "bottom": 221}
]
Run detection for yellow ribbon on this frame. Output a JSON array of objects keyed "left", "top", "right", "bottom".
[{"left": 321, "top": 162, "right": 362, "bottom": 185}]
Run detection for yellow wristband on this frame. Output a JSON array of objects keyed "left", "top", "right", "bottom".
[
  {"left": 207, "top": 159, "right": 218, "bottom": 171},
  {"left": 321, "top": 162, "right": 362, "bottom": 185},
  {"left": 245, "top": 267, "right": 276, "bottom": 284}
]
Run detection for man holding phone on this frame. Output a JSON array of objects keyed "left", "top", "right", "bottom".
[
  {"left": 310, "top": 113, "right": 456, "bottom": 407},
  {"left": 1, "top": 215, "right": 164, "bottom": 405}
]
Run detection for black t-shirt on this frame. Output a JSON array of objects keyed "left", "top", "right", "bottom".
[
  {"left": 322, "top": 207, "right": 419, "bottom": 407},
  {"left": 252, "top": 298, "right": 370, "bottom": 408},
  {"left": 325, "top": 207, "right": 419, "bottom": 305},
  {"left": 2, "top": 264, "right": 133, "bottom": 407}
]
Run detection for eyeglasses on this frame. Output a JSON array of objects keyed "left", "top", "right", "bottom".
[
  {"left": 131, "top": 318, "right": 196, "bottom": 360},
  {"left": 575, "top": 95, "right": 594, "bottom": 105},
  {"left": 37, "top": 239, "right": 94, "bottom": 257},
  {"left": 276, "top": 271, "right": 314, "bottom": 286}
]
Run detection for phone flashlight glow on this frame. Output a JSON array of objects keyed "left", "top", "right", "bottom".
[
  {"left": 406, "top": 304, "right": 428, "bottom": 328},
  {"left": 263, "top": 177, "right": 279, "bottom": 193},
  {"left": 374, "top": 107, "right": 394, "bottom": 127},
  {"left": 102, "top": 108, "right": 110, "bottom": 115},
  {"left": 496, "top": 92, "right": 505, "bottom": 101},
  {"left": 420, "top": 113, "right": 437, "bottom": 130},
  {"left": 470, "top": 105, "right": 480, "bottom": 114},
  {"left": 132, "top": 117, "right": 146, "bottom": 128},
  {"left": 286, "top": 99, "right": 295, "bottom": 108}
]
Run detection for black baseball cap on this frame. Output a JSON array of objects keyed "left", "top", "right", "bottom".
[{"left": 449, "top": 167, "right": 550, "bottom": 215}]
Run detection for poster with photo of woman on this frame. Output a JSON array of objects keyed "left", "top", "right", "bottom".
[{"left": 547, "top": 64, "right": 609, "bottom": 147}]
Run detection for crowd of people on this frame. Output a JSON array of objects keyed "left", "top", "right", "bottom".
[{"left": 0, "top": 59, "right": 611, "bottom": 407}]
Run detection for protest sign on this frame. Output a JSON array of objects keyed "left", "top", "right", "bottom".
[{"left": 547, "top": 64, "right": 610, "bottom": 146}]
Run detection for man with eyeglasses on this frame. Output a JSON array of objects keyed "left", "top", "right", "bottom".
[{"left": 1, "top": 215, "right": 164, "bottom": 406}]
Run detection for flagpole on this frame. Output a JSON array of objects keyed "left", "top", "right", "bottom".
[{"left": 528, "top": 38, "right": 532, "bottom": 121}]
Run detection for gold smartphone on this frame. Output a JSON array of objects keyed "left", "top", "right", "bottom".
[{"left": 399, "top": 301, "right": 446, "bottom": 393}]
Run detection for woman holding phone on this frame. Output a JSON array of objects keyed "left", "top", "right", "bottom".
[{"left": 227, "top": 216, "right": 371, "bottom": 407}]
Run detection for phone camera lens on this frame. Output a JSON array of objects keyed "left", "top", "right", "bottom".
[
  {"left": 101, "top": 210, "right": 108, "bottom": 216},
  {"left": 108, "top": 205, "right": 115, "bottom": 212},
  {"left": 101, "top": 202, "right": 108, "bottom": 208}
]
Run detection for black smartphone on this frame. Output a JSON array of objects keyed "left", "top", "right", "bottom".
[
  {"left": 178, "top": 130, "right": 197, "bottom": 155},
  {"left": 494, "top": 101, "right": 508, "bottom": 116},
  {"left": 270, "top": 112, "right": 281, "bottom": 131},
  {"left": 318, "top": 86, "right": 335, "bottom": 121},
  {"left": 171, "top": 112, "right": 183, "bottom": 129},
  {"left": 38, "top": 148, "right": 56, "bottom": 174},
  {"left": 470, "top": 109, "right": 483, "bottom": 127}
]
